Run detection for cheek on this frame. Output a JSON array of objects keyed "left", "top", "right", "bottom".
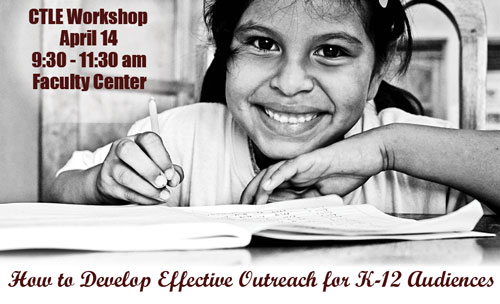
[
  {"left": 225, "top": 57, "right": 273, "bottom": 107},
  {"left": 225, "top": 60, "right": 253, "bottom": 105},
  {"left": 333, "top": 94, "right": 368, "bottom": 130},
  {"left": 225, "top": 62, "right": 243, "bottom": 104},
  {"left": 318, "top": 64, "right": 373, "bottom": 106},
  {"left": 225, "top": 61, "right": 259, "bottom": 128},
  {"left": 312, "top": 67, "right": 371, "bottom": 132}
]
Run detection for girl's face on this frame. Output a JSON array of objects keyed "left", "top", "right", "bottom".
[{"left": 226, "top": 0, "right": 382, "bottom": 159}]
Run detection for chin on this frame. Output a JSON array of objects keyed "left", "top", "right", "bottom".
[{"left": 256, "top": 140, "right": 317, "bottom": 160}]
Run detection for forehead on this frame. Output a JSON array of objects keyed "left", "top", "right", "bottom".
[{"left": 238, "top": 0, "right": 368, "bottom": 40}]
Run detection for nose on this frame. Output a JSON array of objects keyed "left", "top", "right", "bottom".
[{"left": 270, "top": 58, "right": 314, "bottom": 97}]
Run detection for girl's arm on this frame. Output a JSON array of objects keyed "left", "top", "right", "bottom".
[
  {"left": 243, "top": 124, "right": 500, "bottom": 213},
  {"left": 47, "top": 166, "right": 102, "bottom": 204},
  {"left": 384, "top": 124, "right": 500, "bottom": 213}
]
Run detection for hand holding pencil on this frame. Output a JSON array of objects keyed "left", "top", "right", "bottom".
[{"left": 91, "top": 96, "right": 184, "bottom": 205}]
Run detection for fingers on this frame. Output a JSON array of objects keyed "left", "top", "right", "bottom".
[
  {"left": 253, "top": 162, "right": 285, "bottom": 205},
  {"left": 135, "top": 132, "right": 175, "bottom": 179},
  {"left": 240, "top": 169, "right": 267, "bottom": 205},
  {"left": 112, "top": 184, "right": 168, "bottom": 206},
  {"left": 267, "top": 188, "right": 321, "bottom": 203},
  {"left": 97, "top": 132, "right": 184, "bottom": 205},
  {"left": 240, "top": 161, "right": 285, "bottom": 205},
  {"left": 247, "top": 155, "right": 322, "bottom": 204},
  {"left": 113, "top": 136, "right": 169, "bottom": 189},
  {"left": 113, "top": 133, "right": 184, "bottom": 189},
  {"left": 267, "top": 189, "right": 301, "bottom": 203},
  {"left": 97, "top": 164, "right": 168, "bottom": 205},
  {"left": 261, "top": 158, "right": 302, "bottom": 193},
  {"left": 168, "top": 165, "right": 184, "bottom": 187},
  {"left": 112, "top": 164, "right": 171, "bottom": 202}
]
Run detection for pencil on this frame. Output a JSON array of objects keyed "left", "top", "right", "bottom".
[{"left": 149, "top": 96, "right": 160, "bottom": 134}]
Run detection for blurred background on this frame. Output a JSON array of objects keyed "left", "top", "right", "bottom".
[{"left": 0, "top": 0, "right": 499, "bottom": 202}]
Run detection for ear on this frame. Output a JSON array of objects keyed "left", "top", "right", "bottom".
[
  {"left": 367, "top": 48, "right": 395, "bottom": 101},
  {"left": 366, "top": 70, "right": 385, "bottom": 101}
]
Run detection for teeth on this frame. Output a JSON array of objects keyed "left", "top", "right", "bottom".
[{"left": 264, "top": 108, "right": 317, "bottom": 124}]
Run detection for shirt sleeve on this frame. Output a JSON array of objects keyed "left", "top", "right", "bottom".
[{"left": 55, "top": 143, "right": 112, "bottom": 176}]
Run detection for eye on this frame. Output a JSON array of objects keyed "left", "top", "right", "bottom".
[
  {"left": 249, "top": 37, "right": 279, "bottom": 52},
  {"left": 314, "top": 45, "right": 346, "bottom": 58}
]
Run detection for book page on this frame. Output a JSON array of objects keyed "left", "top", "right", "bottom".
[
  {"left": 0, "top": 203, "right": 250, "bottom": 251},
  {"left": 0, "top": 196, "right": 491, "bottom": 251},
  {"left": 186, "top": 195, "right": 413, "bottom": 234},
  {"left": 186, "top": 196, "right": 489, "bottom": 237}
]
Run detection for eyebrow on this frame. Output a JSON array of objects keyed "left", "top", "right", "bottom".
[
  {"left": 234, "top": 21, "right": 363, "bottom": 47},
  {"left": 310, "top": 32, "right": 363, "bottom": 46},
  {"left": 234, "top": 22, "right": 278, "bottom": 38}
]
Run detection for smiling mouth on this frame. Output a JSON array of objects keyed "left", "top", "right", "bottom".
[{"left": 263, "top": 107, "right": 319, "bottom": 124}]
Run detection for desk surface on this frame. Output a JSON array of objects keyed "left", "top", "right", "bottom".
[{"left": 0, "top": 215, "right": 498, "bottom": 267}]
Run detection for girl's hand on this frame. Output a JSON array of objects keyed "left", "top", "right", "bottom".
[
  {"left": 241, "top": 128, "right": 390, "bottom": 205},
  {"left": 93, "top": 132, "right": 184, "bottom": 205}
]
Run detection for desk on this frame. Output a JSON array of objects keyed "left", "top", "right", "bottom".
[{"left": 0, "top": 216, "right": 498, "bottom": 266}]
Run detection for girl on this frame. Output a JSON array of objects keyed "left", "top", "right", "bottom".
[{"left": 49, "top": 0, "right": 500, "bottom": 215}]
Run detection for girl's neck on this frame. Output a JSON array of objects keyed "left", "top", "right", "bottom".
[{"left": 249, "top": 140, "right": 278, "bottom": 172}]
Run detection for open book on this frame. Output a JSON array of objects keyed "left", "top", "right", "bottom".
[{"left": 0, "top": 195, "right": 492, "bottom": 251}]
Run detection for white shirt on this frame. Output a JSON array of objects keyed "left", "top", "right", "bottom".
[{"left": 58, "top": 101, "right": 468, "bottom": 213}]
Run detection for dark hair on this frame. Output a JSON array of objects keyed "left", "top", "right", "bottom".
[{"left": 200, "top": 0, "right": 423, "bottom": 115}]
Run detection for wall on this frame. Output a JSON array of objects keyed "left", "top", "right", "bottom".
[
  {"left": 403, "top": 0, "right": 500, "bottom": 125},
  {"left": 0, "top": 0, "right": 41, "bottom": 202}
]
